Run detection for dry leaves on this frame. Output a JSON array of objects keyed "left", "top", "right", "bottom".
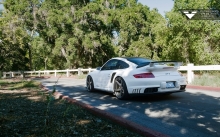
[{"left": 0, "top": 79, "right": 141, "bottom": 137}]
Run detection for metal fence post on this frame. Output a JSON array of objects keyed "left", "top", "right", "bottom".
[
  {"left": 12, "top": 72, "right": 14, "bottom": 78},
  {"left": 89, "top": 68, "right": 91, "bottom": 73},
  {"left": 3, "top": 72, "right": 6, "bottom": 78},
  {"left": 78, "top": 68, "right": 82, "bottom": 75},
  {"left": 38, "top": 70, "right": 41, "bottom": 77},
  {"left": 9, "top": 72, "right": 12, "bottom": 78},
  {"left": 187, "top": 64, "right": 194, "bottom": 84},
  {"left": 55, "top": 70, "right": 57, "bottom": 77},
  {"left": 46, "top": 70, "right": 49, "bottom": 75},
  {"left": 66, "top": 69, "right": 70, "bottom": 77},
  {"left": 20, "top": 71, "right": 23, "bottom": 78}
]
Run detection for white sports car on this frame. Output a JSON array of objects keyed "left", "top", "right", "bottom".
[{"left": 86, "top": 57, "right": 187, "bottom": 100}]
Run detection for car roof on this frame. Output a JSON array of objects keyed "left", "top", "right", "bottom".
[
  {"left": 112, "top": 57, "right": 152, "bottom": 62},
  {"left": 112, "top": 57, "right": 150, "bottom": 59},
  {"left": 111, "top": 57, "right": 153, "bottom": 66}
]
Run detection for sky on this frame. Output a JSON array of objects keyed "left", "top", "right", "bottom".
[
  {"left": 0, "top": 0, "right": 2, "bottom": 10},
  {"left": 138, "top": 0, "right": 174, "bottom": 16}
]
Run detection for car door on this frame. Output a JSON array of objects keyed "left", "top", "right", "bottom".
[
  {"left": 98, "top": 59, "right": 119, "bottom": 91},
  {"left": 106, "top": 60, "right": 130, "bottom": 91}
]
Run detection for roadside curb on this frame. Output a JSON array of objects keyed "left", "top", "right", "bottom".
[
  {"left": 40, "top": 84, "right": 169, "bottom": 137},
  {"left": 38, "top": 80, "right": 219, "bottom": 137},
  {"left": 187, "top": 85, "right": 220, "bottom": 92}
]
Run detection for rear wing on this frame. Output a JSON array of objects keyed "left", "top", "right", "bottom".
[{"left": 147, "top": 61, "right": 182, "bottom": 70}]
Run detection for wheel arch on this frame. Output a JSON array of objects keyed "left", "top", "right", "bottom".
[
  {"left": 111, "top": 72, "right": 129, "bottom": 91},
  {"left": 113, "top": 76, "right": 130, "bottom": 99},
  {"left": 87, "top": 72, "right": 97, "bottom": 83}
]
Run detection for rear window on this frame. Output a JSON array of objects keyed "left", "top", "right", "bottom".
[
  {"left": 126, "top": 57, "right": 153, "bottom": 68},
  {"left": 126, "top": 57, "right": 153, "bottom": 65}
]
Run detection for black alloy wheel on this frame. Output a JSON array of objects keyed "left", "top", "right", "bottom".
[
  {"left": 86, "top": 75, "right": 95, "bottom": 92},
  {"left": 113, "top": 76, "right": 129, "bottom": 100}
]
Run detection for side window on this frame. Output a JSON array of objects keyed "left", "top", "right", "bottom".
[
  {"left": 101, "top": 59, "right": 118, "bottom": 70},
  {"left": 117, "top": 60, "right": 129, "bottom": 69}
]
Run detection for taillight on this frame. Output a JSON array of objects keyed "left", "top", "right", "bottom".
[{"left": 133, "top": 73, "right": 155, "bottom": 78}]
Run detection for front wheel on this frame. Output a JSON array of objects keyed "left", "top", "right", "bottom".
[
  {"left": 86, "top": 75, "right": 95, "bottom": 92},
  {"left": 113, "top": 77, "right": 129, "bottom": 100}
]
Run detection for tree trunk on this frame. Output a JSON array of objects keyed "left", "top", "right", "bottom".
[
  {"left": 44, "top": 57, "right": 48, "bottom": 70},
  {"left": 61, "top": 47, "right": 70, "bottom": 68},
  {"left": 28, "top": 43, "right": 32, "bottom": 70}
]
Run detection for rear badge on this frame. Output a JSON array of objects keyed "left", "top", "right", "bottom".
[{"left": 132, "top": 88, "right": 141, "bottom": 93}]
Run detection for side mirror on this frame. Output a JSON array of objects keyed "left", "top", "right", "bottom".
[{"left": 96, "top": 67, "right": 101, "bottom": 70}]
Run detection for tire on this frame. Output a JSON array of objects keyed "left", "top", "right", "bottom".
[
  {"left": 113, "top": 77, "right": 129, "bottom": 100},
  {"left": 86, "top": 75, "right": 95, "bottom": 92}
]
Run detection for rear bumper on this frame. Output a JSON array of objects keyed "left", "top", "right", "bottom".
[
  {"left": 125, "top": 76, "right": 187, "bottom": 93},
  {"left": 128, "top": 84, "right": 186, "bottom": 95},
  {"left": 129, "top": 89, "right": 185, "bottom": 97}
]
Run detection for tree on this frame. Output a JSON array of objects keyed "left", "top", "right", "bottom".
[
  {"left": 208, "top": 0, "right": 220, "bottom": 10},
  {"left": 0, "top": 0, "right": 42, "bottom": 70},
  {"left": 0, "top": 13, "right": 29, "bottom": 71},
  {"left": 1, "top": 0, "right": 219, "bottom": 71},
  {"left": 36, "top": 0, "right": 114, "bottom": 68},
  {"left": 159, "top": 0, "right": 220, "bottom": 65},
  {"left": 103, "top": 0, "right": 155, "bottom": 59}
]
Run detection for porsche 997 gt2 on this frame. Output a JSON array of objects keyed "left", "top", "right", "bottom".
[{"left": 86, "top": 57, "right": 187, "bottom": 100}]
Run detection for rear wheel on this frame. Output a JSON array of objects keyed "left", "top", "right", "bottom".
[
  {"left": 86, "top": 75, "right": 95, "bottom": 92},
  {"left": 113, "top": 77, "right": 129, "bottom": 100}
]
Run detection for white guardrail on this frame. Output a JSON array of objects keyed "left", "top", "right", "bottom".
[
  {"left": 2, "top": 64, "right": 220, "bottom": 83},
  {"left": 2, "top": 68, "right": 95, "bottom": 79}
]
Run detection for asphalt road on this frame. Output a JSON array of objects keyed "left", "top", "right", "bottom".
[{"left": 37, "top": 77, "right": 220, "bottom": 137}]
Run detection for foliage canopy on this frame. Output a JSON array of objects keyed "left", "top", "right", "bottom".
[{"left": 0, "top": 0, "right": 219, "bottom": 71}]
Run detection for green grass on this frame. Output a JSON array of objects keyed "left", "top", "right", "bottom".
[
  {"left": 0, "top": 79, "right": 40, "bottom": 90},
  {"left": 191, "top": 73, "right": 220, "bottom": 87},
  {"left": 0, "top": 79, "right": 141, "bottom": 137}
]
